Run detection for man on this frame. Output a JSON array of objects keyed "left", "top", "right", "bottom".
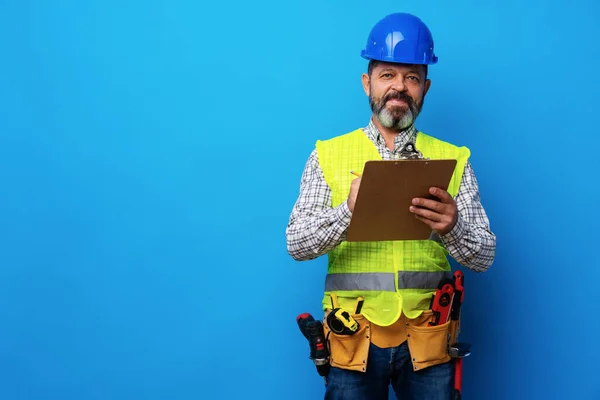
[{"left": 286, "top": 12, "right": 496, "bottom": 400}]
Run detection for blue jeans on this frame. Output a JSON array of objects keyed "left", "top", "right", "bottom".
[{"left": 324, "top": 341, "right": 454, "bottom": 400}]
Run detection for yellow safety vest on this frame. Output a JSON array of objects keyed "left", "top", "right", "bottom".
[{"left": 316, "top": 128, "right": 470, "bottom": 326}]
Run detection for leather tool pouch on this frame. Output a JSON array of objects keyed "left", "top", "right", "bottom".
[
  {"left": 406, "top": 310, "right": 453, "bottom": 371},
  {"left": 323, "top": 311, "right": 371, "bottom": 373}
]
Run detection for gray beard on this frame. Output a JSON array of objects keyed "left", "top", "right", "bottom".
[{"left": 375, "top": 106, "right": 414, "bottom": 131}]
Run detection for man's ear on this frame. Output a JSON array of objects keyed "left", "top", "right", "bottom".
[
  {"left": 362, "top": 73, "right": 370, "bottom": 96},
  {"left": 424, "top": 79, "right": 431, "bottom": 96}
]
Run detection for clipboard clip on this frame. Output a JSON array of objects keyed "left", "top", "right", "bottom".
[{"left": 398, "top": 142, "right": 429, "bottom": 160}]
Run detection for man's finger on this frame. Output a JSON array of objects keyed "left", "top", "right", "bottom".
[
  {"left": 409, "top": 206, "right": 442, "bottom": 222},
  {"left": 429, "top": 187, "right": 454, "bottom": 204},
  {"left": 411, "top": 197, "right": 444, "bottom": 213},
  {"left": 414, "top": 214, "right": 450, "bottom": 234},
  {"left": 414, "top": 214, "right": 442, "bottom": 230},
  {"left": 414, "top": 214, "right": 432, "bottom": 226}
]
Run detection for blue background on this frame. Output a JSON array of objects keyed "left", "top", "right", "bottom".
[{"left": 1, "top": 0, "right": 598, "bottom": 399}]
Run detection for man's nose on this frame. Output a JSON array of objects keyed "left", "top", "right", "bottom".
[{"left": 390, "top": 76, "right": 406, "bottom": 92}]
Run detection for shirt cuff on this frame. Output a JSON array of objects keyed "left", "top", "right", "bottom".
[
  {"left": 440, "top": 214, "right": 466, "bottom": 246},
  {"left": 334, "top": 200, "right": 353, "bottom": 226}
]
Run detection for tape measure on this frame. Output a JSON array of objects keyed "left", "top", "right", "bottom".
[{"left": 327, "top": 308, "right": 359, "bottom": 335}]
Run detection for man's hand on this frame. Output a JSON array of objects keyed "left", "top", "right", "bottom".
[
  {"left": 409, "top": 187, "right": 458, "bottom": 236},
  {"left": 346, "top": 176, "right": 362, "bottom": 213}
]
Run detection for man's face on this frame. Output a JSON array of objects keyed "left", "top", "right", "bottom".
[{"left": 362, "top": 62, "right": 431, "bottom": 131}]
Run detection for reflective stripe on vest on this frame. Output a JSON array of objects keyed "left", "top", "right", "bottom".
[{"left": 325, "top": 271, "right": 452, "bottom": 292}]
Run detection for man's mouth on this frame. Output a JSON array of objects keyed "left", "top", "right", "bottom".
[{"left": 387, "top": 99, "right": 407, "bottom": 106}]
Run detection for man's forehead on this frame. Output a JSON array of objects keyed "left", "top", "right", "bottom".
[{"left": 373, "top": 62, "right": 425, "bottom": 73}]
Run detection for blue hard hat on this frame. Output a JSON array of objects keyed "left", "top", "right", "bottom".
[{"left": 361, "top": 13, "right": 438, "bottom": 65}]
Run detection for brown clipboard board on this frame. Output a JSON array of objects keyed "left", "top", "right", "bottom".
[{"left": 346, "top": 159, "right": 457, "bottom": 242}]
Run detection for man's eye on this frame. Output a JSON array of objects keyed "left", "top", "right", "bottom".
[
  {"left": 382, "top": 73, "right": 393, "bottom": 78},
  {"left": 407, "top": 76, "right": 420, "bottom": 82}
]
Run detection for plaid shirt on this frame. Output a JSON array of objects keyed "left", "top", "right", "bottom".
[{"left": 286, "top": 120, "right": 496, "bottom": 272}]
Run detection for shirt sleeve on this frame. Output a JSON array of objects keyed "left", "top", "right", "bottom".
[
  {"left": 440, "top": 161, "right": 496, "bottom": 272},
  {"left": 286, "top": 149, "right": 352, "bottom": 261}
]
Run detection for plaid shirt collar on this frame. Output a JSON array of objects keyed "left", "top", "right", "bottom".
[{"left": 363, "top": 118, "right": 418, "bottom": 152}]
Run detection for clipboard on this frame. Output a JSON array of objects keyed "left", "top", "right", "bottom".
[{"left": 346, "top": 159, "right": 457, "bottom": 242}]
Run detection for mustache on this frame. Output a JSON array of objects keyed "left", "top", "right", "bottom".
[{"left": 383, "top": 91, "right": 415, "bottom": 107}]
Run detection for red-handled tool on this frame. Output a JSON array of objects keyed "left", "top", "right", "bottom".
[
  {"left": 450, "top": 342, "right": 471, "bottom": 400},
  {"left": 449, "top": 270, "right": 470, "bottom": 400},
  {"left": 429, "top": 282, "right": 455, "bottom": 326},
  {"left": 450, "top": 270, "right": 464, "bottom": 321}
]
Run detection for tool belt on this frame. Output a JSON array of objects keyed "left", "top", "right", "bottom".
[{"left": 323, "top": 295, "right": 460, "bottom": 373}]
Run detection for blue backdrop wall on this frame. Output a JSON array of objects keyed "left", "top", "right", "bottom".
[{"left": 1, "top": 1, "right": 599, "bottom": 399}]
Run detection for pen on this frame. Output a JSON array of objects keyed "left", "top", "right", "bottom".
[{"left": 350, "top": 170, "right": 361, "bottom": 177}]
